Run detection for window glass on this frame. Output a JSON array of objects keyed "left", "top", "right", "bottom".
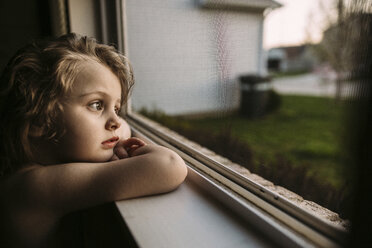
[{"left": 124, "top": 0, "right": 367, "bottom": 221}]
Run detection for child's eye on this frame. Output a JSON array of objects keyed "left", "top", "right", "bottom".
[{"left": 89, "top": 101, "right": 103, "bottom": 111}]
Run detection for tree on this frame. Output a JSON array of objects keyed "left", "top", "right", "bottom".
[{"left": 312, "top": 0, "right": 371, "bottom": 99}]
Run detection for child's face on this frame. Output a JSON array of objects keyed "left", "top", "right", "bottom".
[{"left": 52, "top": 61, "right": 123, "bottom": 163}]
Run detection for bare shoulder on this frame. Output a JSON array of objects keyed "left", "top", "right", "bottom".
[
  {"left": 0, "top": 164, "right": 59, "bottom": 220},
  {"left": 0, "top": 145, "right": 187, "bottom": 246},
  {"left": 0, "top": 165, "right": 46, "bottom": 211},
  {"left": 0, "top": 162, "right": 112, "bottom": 247},
  {"left": 0, "top": 165, "right": 59, "bottom": 247}
]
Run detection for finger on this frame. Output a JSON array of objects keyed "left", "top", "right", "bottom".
[
  {"left": 124, "top": 137, "right": 146, "bottom": 146},
  {"left": 114, "top": 145, "right": 129, "bottom": 159},
  {"left": 110, "top": 154, "right": 119, "bottom": 161},
  {"left": 122, "top": 137, "right": 146, "bottom": 149},
  {"left": 127, "top": 145, "right": 140, "bottom": 157}
]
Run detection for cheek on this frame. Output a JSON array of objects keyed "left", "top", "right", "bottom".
[
  {"left": 59, "top": 110, "right": 109, "bottom": 160},
  {"left": 61, "top": 118, "right": 100, "bottom": 148},
  {"left": 64, "top": 111, "right": 100, "bottom": 135},
  {"left": 69, "top": 125, "right": 99, "bottom": 146},
  {"left": 58, "top": 127, "right": 109, "bottom": 162}
]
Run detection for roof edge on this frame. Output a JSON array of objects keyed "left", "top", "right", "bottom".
[{"left": 197, "top": 0, "right": 282, "bottom": 12}]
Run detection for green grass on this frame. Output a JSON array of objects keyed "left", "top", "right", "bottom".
[
  {"left": 269, "top": 69, "right": 310, "bottom": 79},
  {"left": 141, "top": 95, "right": 349, "bottom": 189},
  {"left": 140, "top": 95, "right": 355, "bottom": 216},
  {"left": 185, "top": 95, "right": 348, "bottom": 188}
]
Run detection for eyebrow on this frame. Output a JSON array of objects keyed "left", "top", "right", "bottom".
[{"left": 78, "top": 91, "right": 121, "bottom": 102}]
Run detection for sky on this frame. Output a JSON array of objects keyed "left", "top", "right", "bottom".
[{"left": 263, "top": 0, "right": 337, "bottom": 49}]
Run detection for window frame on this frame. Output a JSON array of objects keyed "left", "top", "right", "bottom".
[
  {"left": 125, "top": 112, "right": 347, "bottom": 247},
  {"left": 68, "top": 0, "right": 349, "bottom": 246}
]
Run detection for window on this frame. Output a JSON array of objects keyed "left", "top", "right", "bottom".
[
  {"left": 124, "top": 0, "right": 352, "bottom": 225},
  {"left": 67, "top": 0, "right": 371, "bottom": 246}
]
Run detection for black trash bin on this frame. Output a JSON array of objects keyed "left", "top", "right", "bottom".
[{"left": 239, "top": 74, "right": 271, "bottom": 118}]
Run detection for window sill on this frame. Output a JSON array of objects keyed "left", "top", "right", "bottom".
[
  {"left": 116, "top": 169, "right": 275, "bottom": 247},
  {"left": 112, "top": 112, "right": 348, "bottom": 247},
  {"left": 127, "top": 112, "right": 348, "bottom": 228}
]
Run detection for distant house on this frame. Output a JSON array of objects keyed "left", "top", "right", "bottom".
[
  {"left": 267, "top": 45, "right": 318, "bottom": 73},
  {"left": 125, "top": 0, "right": 281, "bottom": 116}
]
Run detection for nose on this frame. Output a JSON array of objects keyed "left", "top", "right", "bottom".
[{"left": 105, "top": 114, "right": 121, "bottom": 131}]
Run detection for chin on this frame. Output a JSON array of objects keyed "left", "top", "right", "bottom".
[
  {"left": 86, "top": 155, "right": 112, "bottom": 163},
  {"left": 61, "top": 147, "right": 114, "bottom": 163},
  {"left": 94, "top": 153, "right": 114, "bottom": 162},
  {"left": 72, "top": 152, "right": 113, "bottom": 163}
]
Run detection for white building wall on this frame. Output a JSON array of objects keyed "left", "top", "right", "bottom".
[{"left": 125, "top": 0, "right": 263, "bottom": 115}]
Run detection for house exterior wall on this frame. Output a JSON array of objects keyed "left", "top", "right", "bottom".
[{"left": 125, "top": 0, "right": 264, "bottom": 115}]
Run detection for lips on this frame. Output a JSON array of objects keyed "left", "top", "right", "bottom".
[{"left": 101, "top": 136, "right": 119, "bottom": 149}]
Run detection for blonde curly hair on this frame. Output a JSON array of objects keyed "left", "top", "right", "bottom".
[{"left": 0, "top": 33, "right": 134, "bottom": 176}]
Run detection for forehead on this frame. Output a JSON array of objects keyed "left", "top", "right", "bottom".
[{"left": 71, "top": 61, "right": 122, "bottom": 100}]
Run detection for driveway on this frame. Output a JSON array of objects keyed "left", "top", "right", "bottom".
[{"left": 271, "top": 73, "right": 355, "bottom": 98}]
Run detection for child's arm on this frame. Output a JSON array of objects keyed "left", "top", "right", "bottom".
[{"left": 12, "top": 144, "right": 187, "bottom": 218}]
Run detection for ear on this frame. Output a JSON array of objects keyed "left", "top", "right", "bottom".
[{"left": 29, "top": 125, "right": 44, "bottom": 137}]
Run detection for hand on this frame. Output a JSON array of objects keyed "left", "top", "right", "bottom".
[
  {"left": 110, "top": 137, "right": 146, "bottom": 161},
  {"left": 118, "top": 118, "right": 131, "bottom": 140}
]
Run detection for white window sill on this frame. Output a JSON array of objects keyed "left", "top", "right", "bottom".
[
  {"left": 116, "top": 169, "right": 273, "bottom": 248},
  {"left": 116, "top": 164, "right": 322, "bottom": 247},
  {"left": 112, "top": 113, "right": 347, "bottom": 247}
]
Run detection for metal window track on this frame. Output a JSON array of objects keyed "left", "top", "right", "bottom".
[{"left": 126, "top": 113, "right": 348, "bottom": 247}]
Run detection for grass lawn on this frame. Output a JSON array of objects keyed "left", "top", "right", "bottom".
[
  {"left": 269, "top": 69, "right": 310, "bottom": 79},
  {"left": 188, "top": 95, "right": 349, "bottom": 188},
  {"left": 142, "top": 95, "right": 350, "bottom": 190}
]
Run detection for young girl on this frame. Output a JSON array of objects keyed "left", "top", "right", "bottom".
[{"left": 0, "top": 33, "right": 187, "bottom": 247}]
